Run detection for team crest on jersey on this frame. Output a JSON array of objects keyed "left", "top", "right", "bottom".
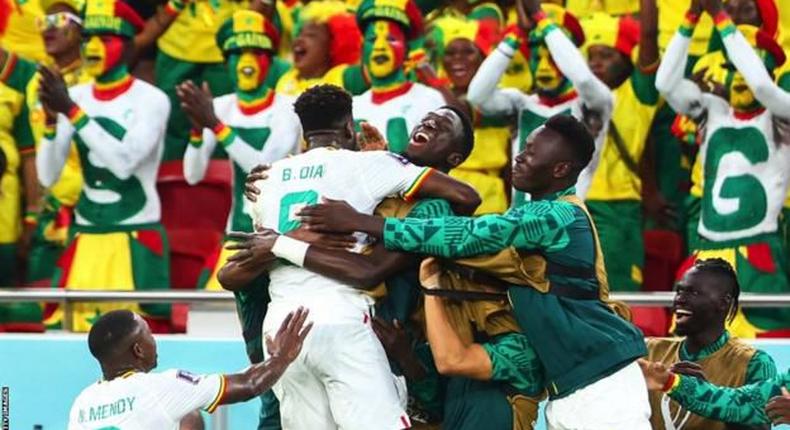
[
  {"left": 176, "top": 370, "right": 202, "bottom": 385},
  {"left": 386, "top": 152, "right": 411, "bottom": 165}
]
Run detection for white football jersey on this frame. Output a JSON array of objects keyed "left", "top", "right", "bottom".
[
  {"left": 251, "top": 147, "right": 430, "bottom": 327},
  {"left": 68, "top": 370, "right": 224, "bottom": 430}
]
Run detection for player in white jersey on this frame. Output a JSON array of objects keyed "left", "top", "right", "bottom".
[
  {"left": 68, "top": 307, "right": 311, "bottom": 429},
  {"left": 220, "top": 85, "right": 480, "bottom": 430},
  {"left": 466, "top": 0, "right": 613, "bottom": 204},
  {"left": 656, "top": 0, "right": 790, "bottom": 336}
]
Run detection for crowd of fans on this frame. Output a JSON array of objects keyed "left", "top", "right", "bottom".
[
  {"left": 0, "top": 0, "right": 789, "bottom": 333},
  {"left": 3, "top": 0, "right": 790, "bottom": 428}
]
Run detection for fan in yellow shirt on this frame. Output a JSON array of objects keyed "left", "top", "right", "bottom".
[
  {"left": 1, "top": 0, "right": 48, "bottom": 63},
  {"left": 582, "top": 0, "right": 660, "bottom": 292}
]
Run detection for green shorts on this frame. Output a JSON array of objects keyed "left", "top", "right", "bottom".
[{"left": 587, "top": 200, "right": 644, "bottom": 292}]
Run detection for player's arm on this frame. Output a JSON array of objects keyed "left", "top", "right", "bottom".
[
  {"left": 358, "top": 152, "right": 480, "bottom": 215},
  {"left": 641, "top": 361, "right": 785, "bottom": 425},
  {"left": 300, "top": 198, "right": 577, "bottom": 258},
  {"left": 710, "top": 7, "right": 790, "bottom": 119},
  {"left": 160, "top": 308, "right": 312, "bottom": 418},
  {"left": 466, "top": 29, "right": 531, "bottom": 116},
  {"left": 655, "top": 3, "right": 708, "bottom": 118},
  {"left": 420, "top": 258, "right": 495, "bottom": 380}
]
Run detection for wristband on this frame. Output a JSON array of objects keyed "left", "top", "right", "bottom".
[
  {"left": 271, "top": 235, "right": 310, "bottom": 267},
  {"left": 68, "top": 105, "right": 88, "bottom": 130},
  {"left": 43, "top": 124, "right": 57, "bottom": 140},
  {"left": 189, "top": 129, "right": 202, "bottom": 148},
  {"left": 679, "top": 11, "right": 700, "bottom": 37},
  {"left": 713, "top": 11, "right": 735, "bottom": 37},
  {"left": 212, "top": 122, "right": 236, "bottom": 148},
  {"left": 164, "top": 0, "right": 186, "bottom": 17},
  {"left": 661, "top": 372, "right": 681, "bottom": 393},
  {"left": 23, "top": 210, "right": 38, "bottom": 226},
  {"left": 500, "top": 29, "right": 523, "bottom": 57},
  {"left": 532, "top": 10, "right": 556, "bottom": 34}
]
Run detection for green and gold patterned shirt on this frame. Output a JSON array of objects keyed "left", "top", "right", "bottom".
[{"left": 678, "top": 332, "right": 777, "bottom": 385}]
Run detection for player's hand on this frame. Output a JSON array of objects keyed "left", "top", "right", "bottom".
[
  {"left": 266, "top": 307, "right": 313, "bottom": 363},
  {"left": 38, "top": 65, "right": 74, "bottom": 114},
  {"left": 358, "top": 122, "right": 388, "bottom": 152},
  {"left": 419, "top": 257, "right": 442, "bottom": 290},
  {"left": 372, "top": 317, "right": 412, "bottom": 362},
  {"left": 297, "top": 198, "right": 362, "bottom": 234},
  {"left": 287, "top": 227, "right": 357, "bottom": 251},
  {"left": 226, "top": 229, "right": 279, "bottom": 268},
  {"left": 671, "top": 361, "right": 707, "bottom": 381},
  {"left": 177, "top": 80, "right": 219, "bottom": 130},
  {"left": 766, "top": 387, "right": 790, "bottom": 425},
  {"left": 638, "top": 359, "right": 672, "bottom": 391},
  {"left": 244, "top": 164, "right": 271, "bottom": 202}
]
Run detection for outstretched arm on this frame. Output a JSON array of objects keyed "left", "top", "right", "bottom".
[
  {"left": 655, "top": 5, "right": 707, "bottom": 117},
  {"left": 467, "top": 29, "right": 532, "bottom": 116},
  {"left": 713, "top": 10, "right": 790, "bottom": 118},
  {"left": 221, "top": 308, "right": 312, "bottom": 404},
  {"left": 299, "top": 198, "right": 578, "bottom": 258}
]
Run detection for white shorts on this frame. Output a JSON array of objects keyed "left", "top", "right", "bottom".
[
  {"left": 546, "top": 360, "right": 651, "bottom": 430},
  {"left": 264, "top": 317, "right": 410, "bottom": 430}
]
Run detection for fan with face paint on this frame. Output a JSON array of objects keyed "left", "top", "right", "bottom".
[
  {"left": 526, "top": 4, "right": 585, "bottom": 98},
  {"left": 363, "top": 20, "right": 408, "bottom": 84}
]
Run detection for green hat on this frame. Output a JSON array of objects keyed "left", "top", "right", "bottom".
[
  {"left": 356, "top": 0, "right": 424, "bottom": 40},
  {"left": 216, "top": 10, "right": 278, "bottom": 54},
  {"left": 82, "top": 0, "right": 143, "bottom": 38}
]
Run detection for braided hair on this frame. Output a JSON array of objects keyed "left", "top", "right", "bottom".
[{"left": 693, "top": 258, "right": 740, "bottom": 323}]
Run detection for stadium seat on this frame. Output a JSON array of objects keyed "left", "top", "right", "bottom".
[
  {"left": 157, "top": 159, "right": 233, "bottom": 232},
  {"left": 156, "top": 160, "right": 232, "bottom": 334},
  {"left": 643, "top": 229, "right": 684, "bottom": 292},
  {"left": 631, "top": 306, "right": 670, "bottom": 337}
]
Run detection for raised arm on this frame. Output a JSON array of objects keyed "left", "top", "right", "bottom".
[
  {"left": 466, "top": 29, "right": 532, "bottom": 116},
  {"left": 300, "top": 198, "right": 578, "bottom": 258},
  {"left": 655, "top": 7, "right": 707, "bottom": 117},
  {"left": 713, "top": 11, "right": 790, "bottom": 119},
  {"left": 221, "top": 308, "right": 312, "bottom": 404}
]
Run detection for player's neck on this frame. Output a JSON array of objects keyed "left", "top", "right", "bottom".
[
  {"left": 237, "top": 85, "right": 275, "bottom": 115},
  {"left": 684, "top": 326, "right": 725, "bottom": 355},
  {"left": 94, "top": 65, "right": 133, "bottom": 100},
  {"left": 370, "top": 70, "right": 411, "bottom": 104},
  {"left": 102, "top": 364, "right": 143, "bottom": 381}
]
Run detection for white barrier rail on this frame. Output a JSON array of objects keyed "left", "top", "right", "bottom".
[{"left": 1, "top": 288, "right": 789, "bottom": 307}]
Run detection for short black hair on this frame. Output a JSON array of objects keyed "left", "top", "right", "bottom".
[
  {"left": 439, "top": 105, "right": 474, "bottom": 160},
  {"left": 88, "top": 310, "right": 139, "bottom": 361},
  {"left": 293, "top": 84, "right": 353, "bottom": 133},
  {"left": 544, "top": 114, "right": 594, "bottom": 171},
  {"left": 693, "top": 258, "right": 740, "bottom": 323}
]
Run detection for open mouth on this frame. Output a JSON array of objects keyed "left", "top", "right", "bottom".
[
  {"left": 373, "top": 54, "right": 389, "bottom": 65},
  {"left": 293, "top": 46, "right": 307, "bottom": 61},
  {"left": 675, "top": 308, "right": 693, "bottom": 324},
  {"left": 733, "top": 84, "right": 749, "bottom": 92},
  {"left": 85, "top": 55, "right": 102, "bottom": 65},
  {"left": 241, "top": 66, "right": 255, "bottom": 77},
  {"left": 447, "top": 64, "right": 468, "bottom": 78},
  {"left": 411, "top": 130, "right": 430, "bottom": 145}
]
